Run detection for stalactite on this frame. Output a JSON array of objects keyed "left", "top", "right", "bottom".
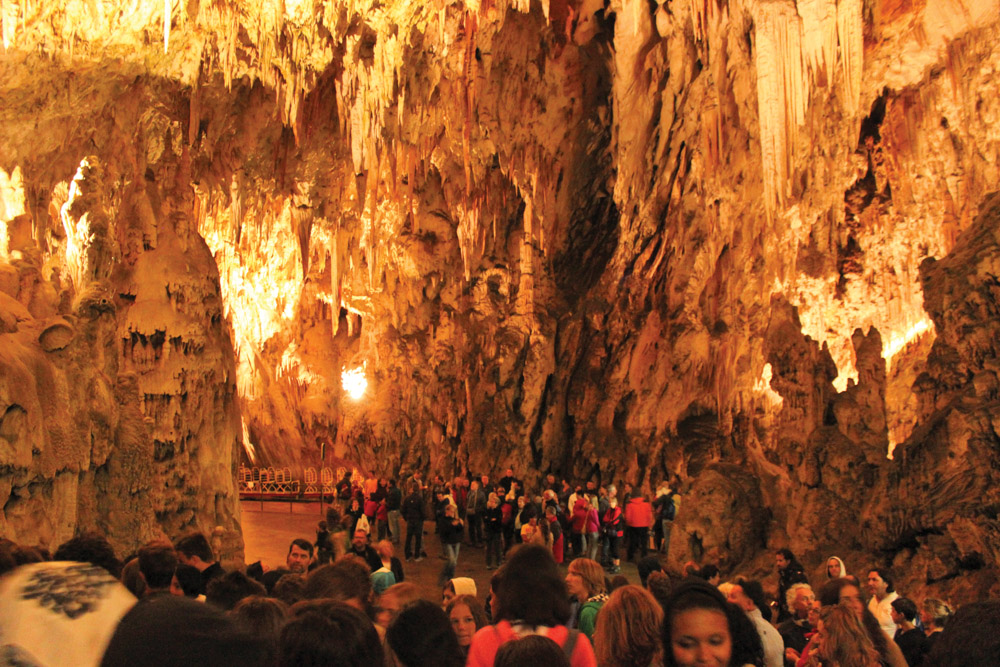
[{"left": 163, "top": 0, "right": 170, "bottom": 54}]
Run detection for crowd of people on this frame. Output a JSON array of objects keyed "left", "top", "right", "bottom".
[{"left": 0, "top": 467, "right": 996, "bottom": 666}]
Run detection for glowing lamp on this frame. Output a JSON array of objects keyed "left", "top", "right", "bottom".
[{"left": 341, "top": 366, "right": 368, "bottom": 400}]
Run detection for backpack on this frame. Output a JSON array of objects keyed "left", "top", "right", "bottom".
[{"left": 663, "top": 494, "right": 676, "bottom": 520}]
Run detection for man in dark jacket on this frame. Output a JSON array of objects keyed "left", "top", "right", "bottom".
[
  {"left": 465, "top": 480, "right": 486, "bottom": 547},
  {"left": 401, "top": 483, "right": 426, "bottom": 561}
]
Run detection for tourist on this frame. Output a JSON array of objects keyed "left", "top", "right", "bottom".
[
  {"left": 593, "top": 584, "right": 663, "bottom": 667},
  {"left": 890, "top": 596, "right": 928, "bottom": 666},
  {"left": 662, "top": 578, "right": 764, "bottom": 667},
  {"left": 728, "top": 579, "right": 784, "bottom": 667},
  {"left": 826, "top": 556, "right": 846, "bottom": 579},
  {"left": 585, "top": 497, "right": 601, "bottom": 562},
  {"left": 439, "top": 503, "right": 465, "bottom": 585},
  {"left": 602, "top": 496, "right": 624, "bottom": 573},
  {"left": 386, "top": 599, "right": 465, "bottom": 667},
  {"left": 278, "top": 600, "right": 382, "bottom": 667},
  {"left": 442, "top": 576, "right": 477, "bottom": 608},
  {"left": 866, "top": 567, "right": 899, "bottom": 637},
  {"left": 401, "top": 482, "right": 426, "bottom": 562},
  {"left": 813, "top": 604, "right": 881, "bottom": 667},
  {"left": 136, "top": 543, "right": 180, "bottom": 598},
  {"left": 775, "top": 549, "right": 808, "bottom": 623},
  {"left": 205, "top": 570, "right": 267, "bottom": 611},
  {"left": 818, "top": 577, "right": 906, "bottom": 667},
  {"left": 922, "top": 600, "right": 1000, "bottom": 666},
  {"left": 777, "top": 583, "right": 814, "bottom": 667},
  {"left": 447, "top": 593, "right": 488, "bottom": 659},
  {"left": 494, "top": 635, "right": 572, "bottom": 667},
  {"left": 385, "top": 478, "right": 403, "bottom": 545},
  {"left": 467, "top": 544, "right": 597, "bottom": 666},
  {"left": 920, "top": 597, "right": 952, "bottom": 654},
  {"left": 566, "top": 557, "right": 609, "bottom": 640},
  {"left": 466, "top": 479, "right": 486, "bottom": 547},
  {"left": 348, "top": 529, "right": 382, "bottom": 572},
  {"left": 229, "top": 595, "right": 288, "bottom": 666},
  {"left": 484, "top": 492, "right": 504, "bottom": 569},
  {"left": 624, "top": 489, "right": 653, "bottom": 561},
  {"left": 174, "top": 532, "right": 224, "bottom": 595}
]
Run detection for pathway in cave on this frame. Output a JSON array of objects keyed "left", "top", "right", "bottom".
[{"left": 240, "top": 500, "right": 643, "bottom": 602}]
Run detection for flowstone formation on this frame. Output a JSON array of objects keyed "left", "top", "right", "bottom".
[{"left": 2, "top": 0, "right": 1000, "bottom": 596}]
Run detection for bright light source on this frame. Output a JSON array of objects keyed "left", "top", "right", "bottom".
[{"left": 341, "top": 366, "right": 368, "bottom": 400}]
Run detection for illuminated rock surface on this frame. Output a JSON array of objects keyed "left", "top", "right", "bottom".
[{"left": 1, "top": 0, "right": 1000, "bottom": 596}]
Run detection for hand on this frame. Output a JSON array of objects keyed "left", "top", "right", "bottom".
[{"left": 785, "top": 648, "right": 800, "bottom": 662}]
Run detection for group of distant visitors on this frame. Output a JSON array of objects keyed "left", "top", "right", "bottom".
[{"left": 0, "top": 464, "right": 995, "bottom": 666}]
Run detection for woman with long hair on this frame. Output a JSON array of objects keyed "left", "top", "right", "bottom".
[
  {"left": 566, "top": 557, "right": 609, "bottom": 640},
  {"left": 662, "top": 579, "right": 764, "bottom": 667},
  {"left": 817, "top": 578, "right": 906, "bottom": 667},
  {"left": 813, "top": 604, "right": 881, "bottom": 667},
  {"left": 467, "top": 544, "right": 597, "bottom": 667},
  {"left": 593, "top": 585, "right": 662, "bottom": 667}
]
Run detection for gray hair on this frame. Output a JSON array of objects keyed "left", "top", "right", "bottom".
[{"left": 786, "top": 582, "right": 814, "bottom": 609}]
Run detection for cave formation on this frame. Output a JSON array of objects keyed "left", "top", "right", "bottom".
[{"left": 2, "top": 0, "right": 1000, "bottom": 601}]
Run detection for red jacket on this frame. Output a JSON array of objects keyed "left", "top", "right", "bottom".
[
  {"left": 624, "top": 497, "right": 653, "bottom": 528},
  {"left": 571, "top": 498, "right": 589, "bottom": 533}
]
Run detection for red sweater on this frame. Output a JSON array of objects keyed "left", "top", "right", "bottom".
[
  {"left": 624, "top": 497, "right": 653, "bottom": 527},
  {"left": 468, "top": 621, "right": 597, "bottom": 667}
]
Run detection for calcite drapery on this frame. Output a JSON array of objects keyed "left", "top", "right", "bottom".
[{"left": 1, "top": 0, "right": 1000, "bottom": 601}]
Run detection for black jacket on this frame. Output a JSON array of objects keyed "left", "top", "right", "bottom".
[{"left": 402, "top": 492, "right": 425, "bottom": 523}]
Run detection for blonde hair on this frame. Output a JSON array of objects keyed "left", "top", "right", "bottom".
[
  {"left": 568, "top": 558, "right": 606, "bottom": 598},
  {"left": 593, "top": 585, "right": 662, "bottom": 667},
  {"left": 375, "top": 540, "right": 394, "bottom": 560},
  {"left": 922, "top": 598, "right": 953, "bottom": 628},
  {"left": 818, "top": 604, "right": 880, "bottom": 667}
]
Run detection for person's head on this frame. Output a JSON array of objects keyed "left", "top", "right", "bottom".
[
  {"left": 487, "top": 493, "right": 499, "bottom": 509},
  {"left": 446, "top": 594, "right": 487, "bottom": 648},
  {"left": 786, "top": 583, "right": 815, "bottom": 620},
  {"left": 699, "top": 564, "right": 721, "bottom": 586},
  {"left": 866, "top": 567, "right": 893, "bottom": 598},
  {"left": 173, "top": 564, "right": 202, "bottom": 597},
  {"left": 493, "top": 544, "right": 570, "bottom": 627},
  {"left": 137, "top": 543, "right": 179, "bottom": 593},
  {"left": 302, "top": 556, "right": 372, "bottom": 608},
  {"left": 205, "top": 570, "right": 267, "bottom": 611},
  {"left": 377, "top": 582, "right": 420, "bottom": 628},
  {"left": 727, "top": 579, "right": 766, "bottom": 615},
  {"left": 505, "top": 468, "right": 514, "bottom": 478},
  {"left": 826, "top": 556, "right": 845, "bottom": 579},
  {"left": 494, "top": 635, "right": 571, "bottom": 667},
  {"left": 386, "top": 600, "right": 465, "bottom": 667},
  {"left": 775, "top": 548, "right": 795, "bottom": 571},
  {"left": 921, "top": 597, "right": 953, "bottom": 630},
  {"left": 375, "top": 540, "right": 394, "bottom": 563},
  {"left": 442, "top": 577, "right": 477, "bottom": 607},
  {"left": 593, "top": 585, "right": 663, "bottom": 667},
  {"left": 470, "top": 480, "right": 479, "bottom": 491},
  {"left": 120, "top": 557, "right": 147, "bottom": 598},
  {"left": 351, "top": 529, "right": 369, "bottom": 551},
  {"left": 279, "top": 601, "right": 382, "bottom": 667},
  {"left": 662, "top": 579, "right": 763, "bottom": 667},
  {"left": 230, "top": 595, "right": 288, "bottom": 665},
  {"left": 566, "top": 558, "right": 606, "bottom": 601},
  {"left": 444, "top": 503, "right": 457, "bottom": 519},
  {"left": 53, "top": 533, "right": 121, "bottom": 578},
  {"left": 272, "top": 573, "right": 306, "bottom": 606},
  {"left": 819, "top": 578, "right": 865, "bottom": 618},
  {"left": 890, "top": 597, "right": 918, "bottom": 626},
  {"left": 286, "top": 539, "right": 314, "bottom": 574},
  {"left": 637, "top": 556, "right": 664, "bottom": 587},
  {"left": 647, "top": 571, "right": 672, "bottom": 609},
  {"left": 816, "top": 604, "right": 879, "bottom": 666},
  {"left": 174, "top": 533, "right": 213, "bottom": 567}
]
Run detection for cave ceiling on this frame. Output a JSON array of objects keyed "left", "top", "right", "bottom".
[{"left": 3, "top": 0, "right": 1000, "bottom": 595}]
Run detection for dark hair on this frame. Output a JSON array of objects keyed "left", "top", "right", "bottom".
[
  {"left": 205, "top": 570, "right": 267, "bottom": 611},
  {"left": 387, "top": 600, "right": 465, "bottom": 667},
  {"left": 137, "top": 543, "right": 178, "bottom": 590},
  {"left": 174, "top": 564, "right": 202, "bottom": 597},
  {"left": 637, "top": 556, "right": 663, "bottom": 587},
  {"left": 776, "top": 548, "right": 795, "bottom": 562},
  {"left": 174, "top": 533, "right": 213, "bottom": 562},
  {"left": 289, "top": 538, "right": 314, "bottom": 557},
  {"left": 120, "top": 557, "right": 147, "bottom": 598},
  {"left": 646, "top": 571, "right": 672, "bottom": 609},
  {"left": 493, "top": 545, "right": 571, "bottom": 627},
  {"left": 868, "top": 567, "right": 894, "bottom": 593},
  {"left": 302, "top": 557, "right": 372, "bottom": 602},
  {"left": 273, "top": 573, "right": 306, "bottom": 606},
  {"left": 699, "top": 564, "right": 720, "bottom": 581},
  {"left": 230, "top": 596, "right": 287, "bottom": 666},
  {"left": 279, "top": 602, "right": 382, "bottom": 667},
  {"left": 735, "top": 578, "right": 768, "bottom": 614},
  {"left": 926, "top": 600, "right": 1000, "bottom": 666},
  {"left": 494, "top": 634, "right": 571, "bottom": 667},
  {"left": 608, "top": 574, "right": 630, "bottom": 592},
  {"left": 54, "top": 533, "right": 121, "bottom": 578},
  {"left": 662, "top": 579, "right": 764, "bottom": 667},
  {"left": 818, "top": 578, "right": 859, "bottom": 607},
  {"left": 891, "top": 597, "right": 918, "bottom": 622}
]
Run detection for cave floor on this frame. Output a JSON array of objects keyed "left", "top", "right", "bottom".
[{"left": 240, "top": 500, "right": 643, "bottom": 602}]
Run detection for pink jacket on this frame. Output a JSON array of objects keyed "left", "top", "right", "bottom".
[{"left": 585, "top": 508, "right": 600, "bottom": 534}]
